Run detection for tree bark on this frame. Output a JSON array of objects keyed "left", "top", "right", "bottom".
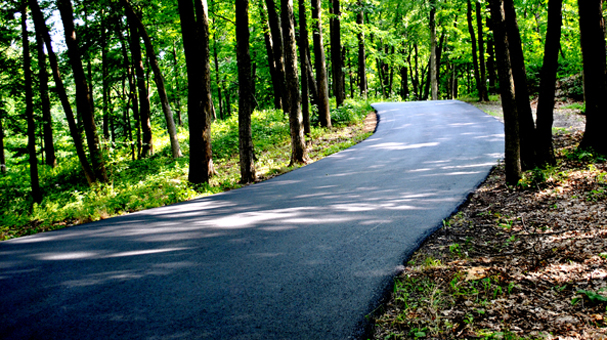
[
  {"left": 34, "top": 23, "right": 56, "bottom": 168},
  {"left": 258, "top": 3, "right": 280, "bottom": 111},
  {"left": 298, "top": 0, "right": 311, "bottom": 136},
  {"left": 121, "top": 0, "right": 182, "bottom": 158},
  {"left": 536, "top": 0, "right": 563, "bottom": 165},
  {"left": 578, "top": 0, "right": 607, "bottom": 154},
  {"left": 265, "top": 0, "right": 285, "bottom": 110},
  {"left": 171, "top": 43, "right": 183, "bottom": 125},
  {"left": 311, "top": 0, "right": 331, "bottom": 128},
  {"left": 57, "top": 0, "right": 108, "bottom": 183},
  {"left": 236, "top": 0, "right": 256, "bottom": 183},
  {"left": 400, "top": 66, "right": 408, "bottom": 99},
  {"left": 280, "top": 0, "right": 308, "bottom": 164},
  {"left": 430, "top": 0, "right": 438, "bottom": 100},
  {"left": 356, "top": 2, "right": 367, "bottom": 97},
  {"left": 476, "top": 1, "right": 489, "bottom": 101},
  {"left": 22, "top": 4, "right": 42, "bottom": 203},
  {"left": 0, "top": 116, "right": 5, "bottom": 174},
  {"left": 178, "top": 0, "right": 215, "bottom": 184},
  {"left": 330, "top": 0, "right": 345, "bottom": 106},
  {"left": 467, "top": 0, "right": 482, "bottom": 101},
  {"left": 489, "top": 0, "right": 521, "bottom": 185},
  {"left": 486, "top": 30, "right": 497, "bottom": 93},
  {"left": 127, "top": 13, "right": 154, "bottom": 158},
  {"left": 504, "top": 0, "right": 536, "bottom": 169}
]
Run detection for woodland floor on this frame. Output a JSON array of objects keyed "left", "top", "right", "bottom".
[{"left": 371, "top": 100, "right": 607, "bottom": 340}]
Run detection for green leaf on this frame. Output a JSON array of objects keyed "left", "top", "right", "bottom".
[{"left": 577, "top": 289, "right": 607, "bottom": 303}]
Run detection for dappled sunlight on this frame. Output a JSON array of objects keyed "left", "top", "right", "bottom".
[{"left": 368, "top": 142, "right": 439, "bottom": 151}]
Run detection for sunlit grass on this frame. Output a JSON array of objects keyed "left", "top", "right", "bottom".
[{"left": 0, "top": 100, "right": 374, "bottom": 240}]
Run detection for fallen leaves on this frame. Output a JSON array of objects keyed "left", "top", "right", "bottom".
[{"left": 371, "top": 132, "right": 607, "bottom": 340}]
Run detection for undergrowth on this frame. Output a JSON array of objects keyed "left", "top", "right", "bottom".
[{"left": 1, "top": 99, "right": 373, "bottom": 240}]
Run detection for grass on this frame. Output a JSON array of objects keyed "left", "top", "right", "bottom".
[{"left": 0, "top": 99, "right": 374, "bottom": 240}]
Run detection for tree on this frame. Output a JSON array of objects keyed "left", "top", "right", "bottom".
[
  {"left": 57, "top": 0, "right": 108, "bottom": 183},
  {"left": 504, "top": 0, "right": 536, "bottom": 170},
  {"left": 34, "top": 24, "right": 56, "bottom": 168},
  {"left": 466, "top": 0, "right": 482, "bottom": 101},
  {"left": 475, "top": 1, "right": 489, "bottom": 101},
  {"left": 127, "top": 11, "right": 154, "bottom": 158},
  {"left": 311, "top": 0, "right": 331, "bottom": 128},
  {"left": 489, "top": 0, "right": 521, "bottom": 185},
  {"left": 265, "top": 0, "right": 286, "bottom": 110},
  {"left": 236, "top": 0, "right": 255, "bottom": 183},
  {"left": 29, "top": 0, "right": 96, "bottom": 184},
  {"left": 0, "top": 115, "right": 5, "bottom": 174},
  {"left": 578, "top": 0, "right": 607, "bottom": 154},
  {"left": 121, "top": 0, "right": 183, "bottom": 159},
  {"left": 178, "top": 0, "right": 215, "bottom": 184},
  {"left": 536, "top": 0, "right": 563, "bottom": 165},
  {"left": 297, "top": 0, "right": 311, "bottom": 135},
  {"left": 21, "top": 3, "right": 41, "bottom": 203},
  {"left": 280, "top": 0, "right": 307, "bottom": 164},
  {"left": 330, "top": 0, "right": 345, "bottom": 106},
  {"left": 429, "top": 0, "right": 438, "bottom": 100},
  {"left": 356, "top": 0, "right": 367, "bottom": 97}
]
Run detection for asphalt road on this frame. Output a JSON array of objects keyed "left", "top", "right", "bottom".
[{"left": 0, "top": 101, "right": 504, "bottom": 340}]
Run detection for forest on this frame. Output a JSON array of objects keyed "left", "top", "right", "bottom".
[{"left": 0, "top": 0, "right": 601, "bottom": 238}]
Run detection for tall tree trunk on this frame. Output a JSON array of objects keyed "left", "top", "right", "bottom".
[
  {"left": 311, "top": 0, "right": 331, "bottom": 128},
  {"left": 356, "top": 2, "right": 367, "bottom": 97},
  {"left": 121, "top": 0, "right": 182, "bottom": 158},
  {"left": 536, "top": 0, "right": 563, "bottom": 165},
  {"left": 22, "top": 4, "right": 42, "bottom": 203},
  {"left": 330, "top": 0, "right": 345, "bottom": 106},
  {"left": 225, "top": 84, "right": 231, "bottom": 117},
  {"left": 265, "top": 0, "right": 285, "bottom": 110},
  {"left": 101, "top": 10, "right": 110, "bottom": 142},
  {"left": 119, "top": 26, "right": 141, "bottom": 157},
  {"left": 504, "top": 0, "right": 536, "bottom": 169},
  {"left": 400, "top": 66, "right": 408, "bottom": 99},
  {"left": 236, "top": 0, "right": 256, "bottom": 183},
  {"left": 128, "top": 14, "right": 154, "bottom": 158},
  {"left": 34, "top": 23, "right": 56, "bottom": 167},
  {"left": 486, "top": 31, "right": 497, "bottom": 93},
  {"left": 414, "top": 44, "right": 420, "bottom": 98},
  {"left": 29, "top": 0, "right": 95, "bottom": 184},
  {"left": 0, "top": 116, "right": 5, "bottom": 173},
  {"left": 476, "top": 1, "right": 489, "bottom": 101},
  {"left": 171, "top": 43, "right": 183, "bottom": 125},
  {"left": 258, "top": 2, "right": 280, "bottom": 110},
  {"left": 578, "top": 0, "right": 607, "bottom": 154},
  {"left": 305, "top": 53, "right": 319, "bottom": 105},
  {"left": 178, "top": 0, "right": 215, "bottom": 184},
  {"left": 57, "top": 0, "right": 108, "bottom": 183},
  {"left": 430, "top": 0, "right": 438, "bottom": 100},
  {"left": 467, "top": 0, "right": 482, "bottom": 101},
  {"left": 489, "top": 0, "right": 521, "bottom": 185},
  {"left": 281, "top": 0, "right": 308, "bottom": 164},
  {"left": 298, "top": 0, "right": 311, "bottom": 136},
  {"left": 212, "top": 29, "right": 224, "bottom": 119}
]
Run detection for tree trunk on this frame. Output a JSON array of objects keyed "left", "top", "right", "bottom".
[
  {"left": 236, "top": 0, "right": 256, "bottom": 183},
  {"left": 298, "top": 0, "right": 311, "bottom": 136},
  {"left": 0, "top": 116, "right": 5, "bottom": 174},
  {"left": 489, "top": 0, "right": 521, "bottom": 185},
  {"left": 34, "top": 23, "right": 56, "bottom": 168},
  {"left": 476, "top": 1, "right": 489, "bottom": 101},
  {"left": 578, "top": 0, "right": 607, "bottom": 154},
  {"left": 467, "top": 0, "right": 482, "bottom": 101},
  {"left": 504, "top": 0, "right": 536, "bottom": 169},
  {"left": 101, "top": 10, "right": 110, "bottom": 142},
  {"left": 178, "top": 0, "right": 215, "bottom": 184},
  {"left": 121, "top": 0, "right": 182, "bottom": 159},
  {"left": 430, "top": 0, "right": 438, "bottom": 100},
  {"left": 330, "top": 0, "right": 345, "bottom": 106},
  {"left": 258, "top": 3, "right": 280, "bottom": 111},
  {"left": 356, "top": 2, "right": 367, "bottom": 97},
  {"left": 212, "top": 30, "right": 224, "bottom": 119},
  {"left": 536, "top": 0, "right": 563, "bottom": 165},
  {"left": 57, "top": 0, "right": 108, "bottom": 183},
  {"left": 128, "top": 13, "right": 154, "bottom": 158},
  {"left": 305, "top": 53, "right": 319, "bottom": 105},
  {"left": 486, "top": 31, "right": 497, "bottom": 93},
  {"left": 265, "top": 0, "right": 285, "bottom": 110},
  {"left": 400, "top": 66, "right": 408, "bottom": 99},
  {"left": 171, "top": 43, "right": 183, "bottom": 125},
  {"left": 311, "top": 0, "right": 332, "bottom": 128},
  {"left": 22, "top": 5, "right": 42, "bottom": 203},
  {"left": 281, "top": 0, "right": 308, "bottom": 164}
]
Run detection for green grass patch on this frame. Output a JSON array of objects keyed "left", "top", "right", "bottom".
[{"left": 1, "top": 100, "right": 375, "bottom": 240}]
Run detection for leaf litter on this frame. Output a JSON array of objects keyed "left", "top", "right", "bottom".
[{"left": 370, "top": 130, "right": 607, "bottom": 340}]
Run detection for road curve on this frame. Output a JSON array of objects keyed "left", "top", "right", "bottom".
[{"left": 0, "top": 101, "right": 504, "bottom": 340}]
